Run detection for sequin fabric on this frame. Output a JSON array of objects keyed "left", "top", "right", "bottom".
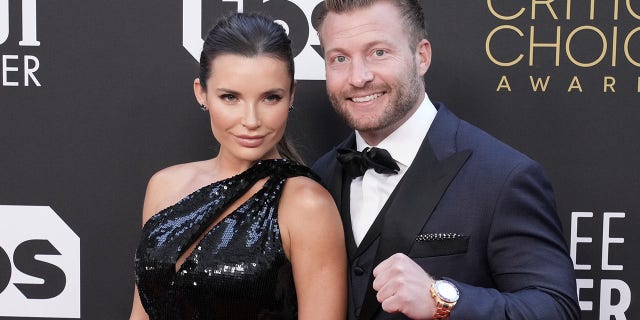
[{"left": 135, "top": 159, "right": 318, "bottom": 319}]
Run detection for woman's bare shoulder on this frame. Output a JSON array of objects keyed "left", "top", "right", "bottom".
[
  {"left": 148, "top": 161, "right": 209, "bottom": 196},
  {"left": 141, "top": 160, "right": 214, "bottom": 223},
  {"left": 278, "top": 176, "right": 345, "bottom": 262},
  {"left": 279, "top": 176, "right": 339, "bottom": 222},
  {"left": 150, "top": 161, "right": 205, "bottom": 184}
]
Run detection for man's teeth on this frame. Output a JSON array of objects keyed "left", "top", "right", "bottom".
[{"left": 351, "top": 93, "right": 382, "bottom": 103}]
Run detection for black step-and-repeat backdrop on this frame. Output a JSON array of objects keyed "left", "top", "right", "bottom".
[{"left": 1, "top": 1, "right": 638, "bottom": 319}]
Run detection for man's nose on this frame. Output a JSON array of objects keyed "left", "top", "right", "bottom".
[{"left": 349, "top": 58, "right": 374, "bottom": 88}]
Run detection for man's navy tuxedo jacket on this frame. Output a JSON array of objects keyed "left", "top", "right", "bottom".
[{"left": 312, "top": 103, "right": 580, "bottom": 319}]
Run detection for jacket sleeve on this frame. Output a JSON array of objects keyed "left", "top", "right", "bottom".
[{"left": 448, "top": 161, "right": 580, "bottom": 320}]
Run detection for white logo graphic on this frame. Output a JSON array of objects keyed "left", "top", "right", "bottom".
[
  {"left": 1, "top": 0, "right": 41, "bottom": 87},
  {"left": 0, "top": 0, "right": 39, "bottom": 46},
  {"left": 0, "top": 206, "right": 80, "bottom": 318},
  {"left": 182, "top": 0, "right": 326, "bottom": 80}
]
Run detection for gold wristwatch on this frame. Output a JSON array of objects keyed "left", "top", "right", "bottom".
[{"left": 430, "top": 279, "right": 459, "bottom": 319}]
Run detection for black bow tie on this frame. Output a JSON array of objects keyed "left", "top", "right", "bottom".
[{"left": 336, "top": 147, "right": 400, "bottom": 178}]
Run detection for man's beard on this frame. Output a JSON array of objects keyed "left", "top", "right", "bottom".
[{"left": 328, "top": 64, "right": 423, "bottom": 133}]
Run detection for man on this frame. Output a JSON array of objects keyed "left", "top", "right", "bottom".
[{"left": 312, "top": 0, "right": 580, "bottom": 319}]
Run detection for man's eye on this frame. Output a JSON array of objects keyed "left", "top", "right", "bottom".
[
  {"left": 336, "top": 56, "right": 346, "bottom": 63},
  {"left": 375, "top": 50, "right": 385, "bottom": 57}
]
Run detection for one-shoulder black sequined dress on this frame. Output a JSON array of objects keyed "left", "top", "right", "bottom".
[{"left": 135, "top": 159, "right": 318, "bottom": 319}]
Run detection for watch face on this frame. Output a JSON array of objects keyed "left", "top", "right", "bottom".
[{"left": 435, "top": 280, "right": 460, "bottom": 303}]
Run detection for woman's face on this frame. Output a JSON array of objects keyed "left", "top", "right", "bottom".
[{"left": 195, "top": 54, "right": 293, "bottom": 165}]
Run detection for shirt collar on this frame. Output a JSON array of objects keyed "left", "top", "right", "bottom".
[{"left": 355, "top": 94, "right": 437, "bottom": 167}]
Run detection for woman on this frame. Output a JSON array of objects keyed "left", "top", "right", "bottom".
[{"left": 129, "top": 12, "right": 347, "bottom": 319}]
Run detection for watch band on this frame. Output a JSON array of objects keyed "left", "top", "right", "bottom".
[
  {"left": 430, "top": 281, "right": 458, "bottom": 319},
  {"left": 432, "top": 298, "right": 455, "bottom": 319}
]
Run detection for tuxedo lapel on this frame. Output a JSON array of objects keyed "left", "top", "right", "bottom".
[
  {"left": 377, "top": 149, "right": 471, "bottom": 259},
  {"left": 358, "top": 107, "right": 472, "bottom": 319},
  {"left": 321, "top": 134, "right": 359, "bottom": 258},
  {"left": 321, "top": 135, "right": 359, "bottom": 320},
  {"left": 341, "top": 176, "right": 358, "bottom": 258},
  {"left": 322, "top": 156, "right": 345, "bottom": 214}
]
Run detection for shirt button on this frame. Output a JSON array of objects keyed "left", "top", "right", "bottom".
[{"left": 353, "top": 266, "right": 365, "bottom": 276}]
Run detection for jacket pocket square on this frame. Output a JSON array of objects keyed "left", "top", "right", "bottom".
[
  {"left": 416, "top": 233, "right": 465, "bottom": 242},
  {"left": 409, "top": 233, "right": 469, "bottom": 258}
]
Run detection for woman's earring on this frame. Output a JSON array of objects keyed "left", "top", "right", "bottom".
[
  {"left": 200, "top": 104, "right": 207, "bottom": 111},
  {"left": 288, "top": 105, "right": 294, "bottom": 112}
]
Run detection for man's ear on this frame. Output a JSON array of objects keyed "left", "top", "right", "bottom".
[{"left": 416, "top": 39, "right": 432, "bottom": 76}]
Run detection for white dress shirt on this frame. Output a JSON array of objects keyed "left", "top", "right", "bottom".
[{"left": 350, "top": 95, "right": 437, "bottom": 246}]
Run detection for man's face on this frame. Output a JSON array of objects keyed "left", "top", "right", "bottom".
[{"left": 319, "top": 1, "right": 431, "bottom": 142}]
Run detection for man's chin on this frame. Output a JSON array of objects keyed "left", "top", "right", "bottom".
[
  {"left": 332, "top": 104, "right": 385, "bottom": 130},
  {"left": 349, "top": 118, "right": 384, "bottom": 132}
]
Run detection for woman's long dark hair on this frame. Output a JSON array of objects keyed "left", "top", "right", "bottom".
[{"left": 199, "top": 12, "right": 304, "bottom": 163}]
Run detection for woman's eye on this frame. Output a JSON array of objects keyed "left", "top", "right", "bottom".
[
  {"left": 265, "top": 95, "right": 282, "bottom": 103},
  {"left": 220, "top": 94, "right": 236, "bottom": 102}
]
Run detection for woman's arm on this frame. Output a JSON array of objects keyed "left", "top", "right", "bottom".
[
  {"left": 129, "top": 170, "right": 174, "bottom": 320},
  {"left": 129, "top": 285, "right": 149, "bottom": 320},
  {"left": 280, "top": 177, "right": 347, "bottom": 320}
]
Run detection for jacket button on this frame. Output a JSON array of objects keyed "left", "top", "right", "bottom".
[{"left": 353, "top": 266, "right": 365, "bottom": 276}]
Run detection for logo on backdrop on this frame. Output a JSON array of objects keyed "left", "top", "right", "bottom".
[
  {"left": 182, "top": 0, "right": 326, "bottom": 80},
  {"left": 0, "top": 206, "right": 80, "bottom": 318},
  {"left": 485, "top": 0, "right": 640, "bottom": 93},
  {"left": 570, "top": 211, "right": 631, "bottom": 319},
  {"left": 0, "top": 0, "right": 41, "bottom": 87}
]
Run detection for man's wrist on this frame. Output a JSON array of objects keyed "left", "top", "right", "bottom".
[{"left": 430, "top": 279, "right": 459, "bottom": 319}]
